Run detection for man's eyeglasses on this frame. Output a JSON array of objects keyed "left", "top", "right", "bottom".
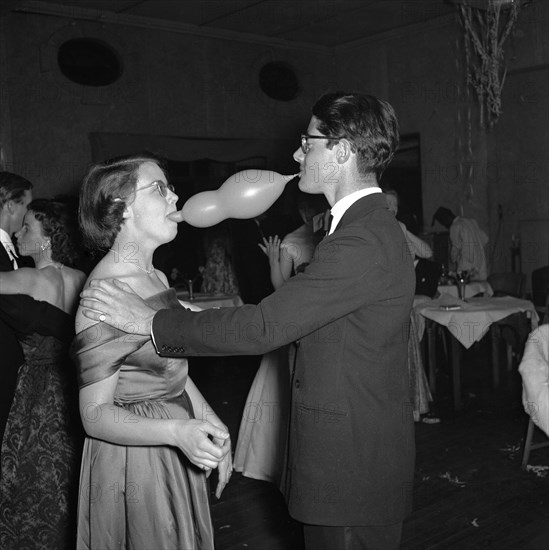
[
  {"left": 135, "top": 180, "right": 175, "bottom": 198},
  {"left": 300, "top": 133, "right": 344, "bottom": 154}
]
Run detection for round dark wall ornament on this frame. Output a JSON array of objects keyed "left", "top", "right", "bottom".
[
  {"left": 259, "top": 62, "right": 299, "bottom": 101},
  {"left": 57, "top": 38, "right": 123, "bottom": 87}
]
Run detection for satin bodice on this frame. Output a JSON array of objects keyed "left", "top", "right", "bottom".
[{"left": 71, "top": 289, "right": 189, "bottom": 405}]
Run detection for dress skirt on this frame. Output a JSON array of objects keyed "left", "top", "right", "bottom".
[
  {"left": 408, "top": 311, "right": 433, "bottom": 421},
  {"left": 77, "top": 393, "right": 214, "bottom": 550},
  {"left": 234, "top": 346, "right": 291, "bottom": 489},
  {"left": 0, "top": 334, "right": 81, "bottom": 550}
]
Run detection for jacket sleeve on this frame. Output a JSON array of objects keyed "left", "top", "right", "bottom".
[{"left": 152, "top": 222, "right": 411, "bottom": 358}]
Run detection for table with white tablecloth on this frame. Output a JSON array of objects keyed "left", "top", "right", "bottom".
[
  {"left": 175, "top": 290, "right": 244, "bottom": 310},
  {"left": 414, "top": 295, "right": 539, "bottom": 410}
]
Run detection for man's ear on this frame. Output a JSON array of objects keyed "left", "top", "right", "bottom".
[
  {"left": 6, "top": 200, "right": 15, "bottom": 214},
  {"left": 336, "top": 139, "right": 352, "bottom": 164}
]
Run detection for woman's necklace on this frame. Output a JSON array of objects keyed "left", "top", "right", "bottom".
[
  {"left": 109, "top": 249, "right": 155, "bottom": 275},
  {"left": 131, "top": 262, "right": 155, "bottom": 275}
]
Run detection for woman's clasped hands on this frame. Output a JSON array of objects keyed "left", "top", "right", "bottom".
[{"left": 173, "top": 418, "right": 233, "bottom": 498}]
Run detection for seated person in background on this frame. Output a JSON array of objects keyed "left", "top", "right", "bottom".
[
  {"left": 0, "top": 199, "right": 86, "bottom": 550},
  {"left": 432, "top": 206, "right": 488, "bottom": 281},
  {"left": 518, "top": 324, "right": 549, "bottom": 437}
]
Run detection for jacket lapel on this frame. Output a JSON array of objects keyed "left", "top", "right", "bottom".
[{"left": 331, "top": 192, "right": 387, "bottom": 233}]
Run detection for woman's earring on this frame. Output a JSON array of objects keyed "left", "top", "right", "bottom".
[{"left": 40, "top": 240, "right": 51, "bottom": 251}]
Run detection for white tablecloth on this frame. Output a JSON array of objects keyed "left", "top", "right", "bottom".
[
  {"left": 414, "top": 295, "right": 539, "bottom": 349},
  {"left": 176, "top": 290, "right": 244, "bottom": 310}
]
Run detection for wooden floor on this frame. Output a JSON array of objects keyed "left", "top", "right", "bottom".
[{"left": 190, "top": 337, "right": 549, "bottom": 550}]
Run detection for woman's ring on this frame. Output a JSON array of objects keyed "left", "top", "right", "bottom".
[{"left": 99, "top": 314, "right": 106, "bottom": 322}]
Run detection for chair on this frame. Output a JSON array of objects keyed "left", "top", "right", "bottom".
[
  {"left": 518, "top": 324, "right": 549, "bottom": 468},
  {"left": 521, "top": 417, "right": 549, "bottom": 469},
  {"left": 487, "top": 272, "right": 526, "bottom": 298},
  {"left": 532, "top": 266, "right": 549, "bottom": 323},
  {"left": 487, "top": 273, "right": 529, "bottom": 370}
]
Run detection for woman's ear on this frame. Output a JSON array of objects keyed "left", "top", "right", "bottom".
[{"left": 121, "top": 204, "right": 132, "bottom": 219}]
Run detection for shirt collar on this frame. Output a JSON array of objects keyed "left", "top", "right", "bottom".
[
  {"left": 0, "top": 228, "right": 15, "bottom": 250},
  {"left": 328, "top": 187, "right": 382, "bottom": 235},
  {"left": 0, "top": 228, "right": 18, "bottom": 264}
]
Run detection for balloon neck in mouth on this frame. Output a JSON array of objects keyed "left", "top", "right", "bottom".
[{"left": 167, "top": 211, "right": 185, "bottom": 223}]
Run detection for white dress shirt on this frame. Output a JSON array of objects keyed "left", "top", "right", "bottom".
[
  {"left": 328, "top": 187, "right": 382, "bottom": 235},
  {"left": 0, "top": 228, "right": 18, "bottom": 269}
]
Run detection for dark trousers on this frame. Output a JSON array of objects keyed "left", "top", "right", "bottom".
[{"left": 303, "top": 522, "right": 403, "bottom": 550}]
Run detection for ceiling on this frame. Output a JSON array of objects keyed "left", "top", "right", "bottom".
[{"left": 11, "top": 0, "right": 459, "bottom": 48}]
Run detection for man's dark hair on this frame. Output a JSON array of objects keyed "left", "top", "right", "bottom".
[
  {"left": 312, "top": 92, "right": 399, "bottom": 179},
  {"left": 431, "top": 206, "right": 456, "bottom": 229},
  {"left": 0, "top": 172, "right": 33, "bottom": 209}
]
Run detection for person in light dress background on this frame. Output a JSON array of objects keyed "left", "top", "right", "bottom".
[{"left": 233, "top": 192, "right": 327, "bottom": 487}]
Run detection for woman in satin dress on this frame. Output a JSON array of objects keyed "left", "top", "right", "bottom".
[{"left": 73, "top": 154, "right": 232, "bottom": 550}]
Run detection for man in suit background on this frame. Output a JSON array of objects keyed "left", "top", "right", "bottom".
[
  {"left": 0, "top": 171, "right": 33, "bottom": 271},
  {"left": 82, "top": 92, "right": 416, "bottom": 550},
  {"left": 0, "top": 171, "right": 33, "bottom": 444}
]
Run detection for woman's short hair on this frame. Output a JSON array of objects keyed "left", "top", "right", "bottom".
[
  {"left": 312, "top": 91, "right": 399, "bottom": 179},
  {"left": 78, "top": 153, "right": 166, "bottom": 252},
  {"left": 29, "top": 199, "right": 81, "bottom": 266}
]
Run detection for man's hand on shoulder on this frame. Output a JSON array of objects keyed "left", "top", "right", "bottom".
[{"left": 80, "top": 278, "right": 156, "bottom": 335}]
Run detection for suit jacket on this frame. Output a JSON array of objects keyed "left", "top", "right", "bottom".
[
  {"left": 0, "top": 244, "right": 14, "bottom": 271},
  {"left": 0, "top": 243, "right": 34, "bottom": 271},
  {"left": 0, "top": 254, "right": 25, "bottom": 443},
  {"left": 153, "top": 193, "right": 416, "bottom": 526}
]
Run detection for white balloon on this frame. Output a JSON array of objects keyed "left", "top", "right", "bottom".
[{"left": 168, "top": 170, "right": 298, "bottom": 227}]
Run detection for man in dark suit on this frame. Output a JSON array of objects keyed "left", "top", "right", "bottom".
[
  {"left": 0, "top": 171, "right": 33, "bottom": 444},
  {"left": 0, "top": 171, "right": 33, "bottom": 271},
  {"left": 81, "top": 92, "right": 416, "bottom": 549}
]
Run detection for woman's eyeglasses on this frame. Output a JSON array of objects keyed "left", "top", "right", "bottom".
[
  {"left": 135, "top": 180, "right": 175, "bottom": 198},
  {"left": 300, "top": 133, "right": 344, "bottom": 154}
]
